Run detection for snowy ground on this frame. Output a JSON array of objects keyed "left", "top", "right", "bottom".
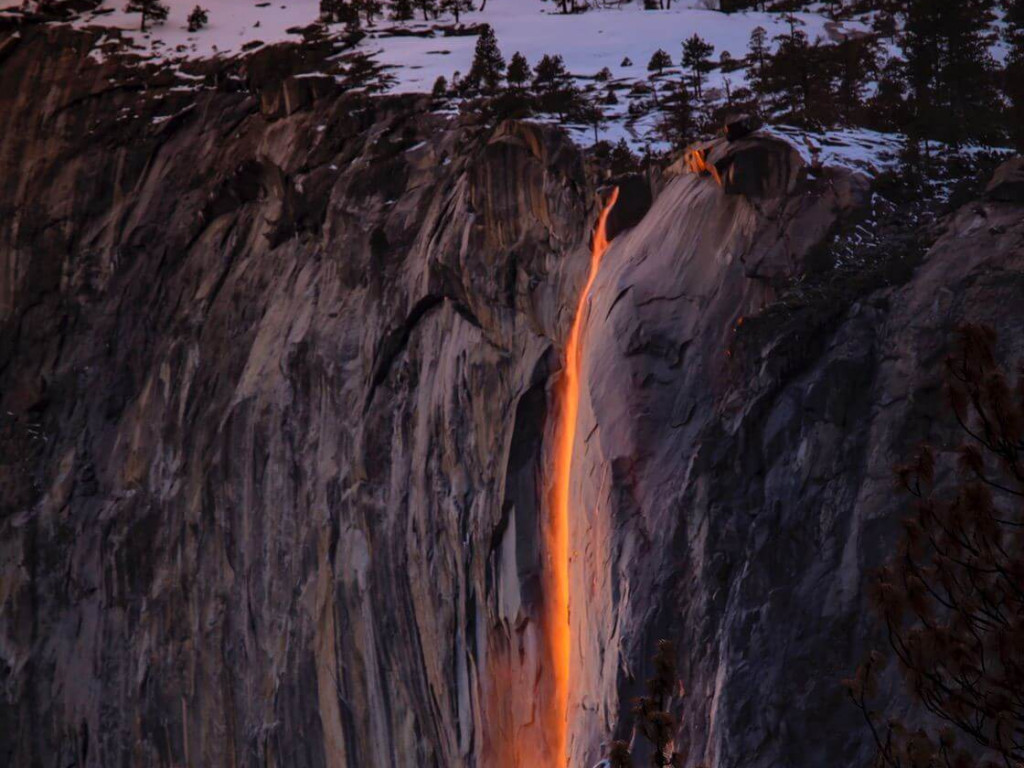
[
  {"left": 9, "top": 0, "right": 323, "bottom": 58},
  {"left": 767, "top": 125, "right": 904, "bottom": 176},
  {"left": 357, "top": 2, "right": 859, "bottom": 94}
]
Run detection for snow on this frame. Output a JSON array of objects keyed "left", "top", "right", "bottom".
[
  {"left": 766, "top": 125, "right": 904, "bottom": 177},
  {"left": 66, "top": 0, "right": 320, "bottom": 61}
]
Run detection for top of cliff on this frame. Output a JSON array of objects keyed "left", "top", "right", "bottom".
[{"left": 3, "top": 0, "right": 1018, "bottom": 170}]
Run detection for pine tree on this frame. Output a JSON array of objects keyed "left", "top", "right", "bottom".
[
  {"left": 440, "top": 0, "right": 471, "bottom": 23},
  {"left": 659, "top": 79, "right": 693, "bottom": 149},
  {"left": 682, "top": 34, "right": 714, "bottom": 99},
  {"left": 902, "top": 0, "right": 1000, "bottom": 147},
  {"left": 506, "top": 51, "right": 531, "bottom": 89},
  {"left": 647, "top": 48, "right": 672, "bottom": 75},
  {"left": 432, "top": 75, "right": 448, "bottom": 100},
  {"left": 1007, "top": 0, "right": 1024, "bottom": 36},
  {"left": 607, "top": 640, "right": 684, "bottom": 768},
  {"left": 748, "top": 25, "right": 768, "bottom": 76},
  {"left": 533, "top": 54, "right": 570, "bottom": 91},
  {"left": 870, "top": 0, "right": 900, "bottom": 41},
  {"left": 123, "top": 0, "right": 168, "bottom": 31},
  {"left": 831, "top": 37, "right": 875, "bottom": 126},
  {"left": 609, "top": 138, "right": 638, "bottom": 175},
  {"left": 719, "top": 50, "right": 742, "bottom": 74},
  {"left": 467, "top": 24, "right": 505, "bottom": 92},
  {"left": 495, "top": 52, "right": 531, "bottom": 119},
  {"left": 532, "top": 54, "right": 579, "bottom": 119},
  {"left": 389, "top": 0, "right": 413, "bottom": 19},
  {"left": 1006, "top": 0, "right": 1024, "bottom": 149},
  {"left": 770, "top": 30, "right": 819, "bottom": 125},
  {"left": 578, "top": 100, "right": 605, "bottom": 143},
  {"left": 847, "top": 326, "right": 1024, "bottom": 768},
  {"left": 866, "top": 57, "right": 908, "bottom": 132},
  {"left": 781, "top": 11, "right": 803, "bottom": 38},
  {"left": 415, "top": 0, "right": 436, "bottom": 21},
  {"left": 353, "top": 0, "right": 382, "bottom": 24},
  {"left": 321, "top": 0, "right": 357, "bottom": 24},
  {"left": 186, "top": 4, "right": 207, "bottom": 31}
]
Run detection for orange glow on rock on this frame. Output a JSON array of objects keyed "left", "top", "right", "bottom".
[
  {"left": 684, "top": 147, "right": 723, "bottom": 186},
  {"left": 544, "top": 186, "right": 620, "bottom": 767}
]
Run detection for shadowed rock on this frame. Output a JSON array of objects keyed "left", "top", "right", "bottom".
[
  {"left": 711, "top": 134, "right": 804, "bottom": 198},
  {"left": 723, "top": 113, "right": 761, "bottom": 142},
  {"left": 986, "top": 156, "right": 1024, "bottom": 202},
  {"left": 605, "top": 173, "right": 653, "bottom": 241}
]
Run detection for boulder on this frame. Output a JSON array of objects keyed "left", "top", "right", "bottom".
[
  {"left": 712, "top": 134, "right": 805, "bottom": 198},
  {"left": 985, "top": 156, "right": 1024, "bottom": 203},
  {"left": 723, "top": 113, "right": 760, "bottom": 142},
  {"left": 669, "top": 135, "right": 804, "bottom": 200}
]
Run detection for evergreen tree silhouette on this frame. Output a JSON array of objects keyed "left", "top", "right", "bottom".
[
  {"left": 1007, "top": 0, "right": 1024, "bottom": 149},
  {"left": 467, "top": 24, "right": 505, "bottom": 92},
  {"left": 506, "top": 51, "right": 531, "bottom": 89},
  {"left": 848, "top": 325, "right": 1024, "bottom": 768},
  {"left": 532, "top": 54, "right": 579, "bottom": 119},
  {"left": 123, "top": 0, "right": 168, "bottom": 31},
  {"left": 681, "top": 34, "right": 714, "bottom": 99},
  {"left": 902, "top": 0, "right": 1000, "bottom": 147},
  {"left": 186, "top": 4, "right": 207, "bottom": 31},
  {"left": 647, "top": 48, "right": 672, "bottom": 76},
  {"left": 389, "top": 0, "right": 414, "bottom": 20}
]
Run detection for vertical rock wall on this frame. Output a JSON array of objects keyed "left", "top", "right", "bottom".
[{"left": 3, "top": 22, "right": 1024, "bottom": 768}]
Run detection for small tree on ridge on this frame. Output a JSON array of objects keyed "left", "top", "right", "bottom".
[{"left": 124, "top": 0, "right": 168, "bottom": 31}]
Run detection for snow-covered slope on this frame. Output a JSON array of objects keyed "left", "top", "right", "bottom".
[
  {"left": 28, "top": 0, "right": 321, "bottom": 59},
  {"left": 360, "top": 3, "right": 853, "bottom": 94}
]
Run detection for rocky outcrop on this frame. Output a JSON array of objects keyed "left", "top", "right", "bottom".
[
  {"left": 2, "top": 20, "right": 1024, "bottom": 768},
  {"left": 985, "top": 155, "right": 1024, "bottom": 202}
]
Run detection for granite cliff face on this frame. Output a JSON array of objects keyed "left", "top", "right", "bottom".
[{"left": 2, "top": 21, "right": 1024, "bottom": 768}]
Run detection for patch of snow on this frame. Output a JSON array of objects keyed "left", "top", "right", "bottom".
[
  {"left": 766, "top": 125, "right": 904, "bottom": 176},
  {"left": 66, "top": 0, "right": 318, "bottom": 61}
]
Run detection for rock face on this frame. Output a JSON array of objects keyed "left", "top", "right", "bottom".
[
  {"left": 986, "top": 156, "right": 1024, "bottom": 202},
  {"left": 566, "top": 158, "right": 1024, "bottom": 768},
  {"left": 3, "top": 21, "right": 1024, "bottom": 768}
]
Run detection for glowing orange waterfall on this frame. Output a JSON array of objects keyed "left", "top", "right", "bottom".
[
  {"left": 684, "top": 146, "right": 723, "bottom": 186},
  {"left": 545, "top": 186, "right": 620, "bottom": 767}
]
